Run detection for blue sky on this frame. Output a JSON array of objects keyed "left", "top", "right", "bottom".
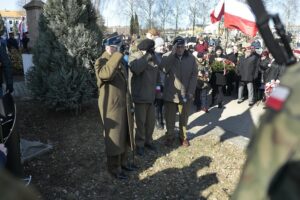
[
  {"left": 0, "top": 0, "right": 127, "bottom": 26},
  {"left": 0, "top": 0, "right": 21, "bottom": 10},
  {"left": 0, "top": 0, "right": 298, "bottom": 27}
]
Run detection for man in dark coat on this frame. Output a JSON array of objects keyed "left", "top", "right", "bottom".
[
  {"left": 129, "top": 39, "right": 159, "bottom": 156},
  {"left": 159, "top": 36, "right": 198, "bottom": 147},
  {"left": 94, "top": 35, "right": 135, "bottom": 180},
  {"left": 236, "top": 46, "right": 259, "bottom": 106}
]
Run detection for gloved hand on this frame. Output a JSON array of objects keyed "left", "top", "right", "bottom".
[{"left": 6, "top": 85, "right": 14, "bottom": 94}]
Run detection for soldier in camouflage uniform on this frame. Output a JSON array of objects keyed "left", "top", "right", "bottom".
[
  {"left": 232, "top": 61, "right": 300, "bottom": 199},
  {"left": 0, "top": 171, "right": 38, "bottom": 200}
]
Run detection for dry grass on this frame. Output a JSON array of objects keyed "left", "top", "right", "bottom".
[{"left": 17, "top": 99, "right": 246, "bottom": 200}]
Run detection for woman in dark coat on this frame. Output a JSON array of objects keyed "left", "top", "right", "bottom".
[{"left": 209, "top": 46, "right": 226, "bottom": 108}]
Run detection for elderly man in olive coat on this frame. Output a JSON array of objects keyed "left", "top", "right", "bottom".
[
  {"left": 159, "top": 36, "right": 198, "bottom": 147},
  {"left": 94, "top": 35, "right": 135, "bottom": 180},
  {"left": 129, "top": 39, "right": 159, "bottom": 156}
]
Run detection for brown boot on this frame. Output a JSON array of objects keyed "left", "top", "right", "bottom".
[{"left": 181, "top": 139, "right": 190, "bottom": 147}]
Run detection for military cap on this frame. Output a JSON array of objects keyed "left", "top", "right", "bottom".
[
  {"left": 137, "top": 39, "right": 155, "bottom": 51},
  {"left": 102, "top": 34, "right": 122, "bottom": 47},
  {"left": 173, "top": 36, "right": 185, "bottom": 46}
]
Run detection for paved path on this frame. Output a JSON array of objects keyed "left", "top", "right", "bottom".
[{"left": 178, "top": 95, "right": 266, "bottom": 148}]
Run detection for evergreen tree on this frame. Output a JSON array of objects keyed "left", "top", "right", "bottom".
[
  {"left": 27, "top": 0, "right": 103, "bottom": 112},
  {"left": 134, "top": 13, "right": 139, "bottom": 35},
  {"left": 130, "top": 14, "right": 134, "bottom": 35}
]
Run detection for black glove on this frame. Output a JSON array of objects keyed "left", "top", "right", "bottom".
[{"left": 6, "top": 85, "right": 14, "bottom": 94}]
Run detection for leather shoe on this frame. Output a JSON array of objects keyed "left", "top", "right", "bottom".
[
  {"left": 237, "top": 100, "right": 243, "bottom": 104},
  {"left": 249, "top": 103, "right": 254, "bottom": 106},
  {"left": 181, "top": 139, "right": 190, "bottom": 147},
  {"left": 122, "top": 164, "right": 138, "bottom": 172},
  {"left": 136, "top": 147, "right": 145, "bottom": 156}
]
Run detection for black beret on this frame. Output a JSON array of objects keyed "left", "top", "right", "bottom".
[
  {"left": 137, "top": 39, "right": 155, "bottom": 51},
  {"left": 173, "top": 36, "right": 185, "bottom": 45}
]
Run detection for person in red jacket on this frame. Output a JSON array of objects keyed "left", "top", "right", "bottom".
[{"left": 194, "top": 37, "right": 208, "bottom": 54}]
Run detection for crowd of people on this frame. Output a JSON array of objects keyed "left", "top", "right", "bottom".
[{"left": 95, "top": 28, "right": 286, "bottom": 180}]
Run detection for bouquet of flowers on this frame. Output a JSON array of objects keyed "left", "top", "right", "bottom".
[
  {"left": 211, "top": 59, "right": 235, "bottom": 73},
  {"left": 265, "top": 79, "right": 280, "bottom": 99}
]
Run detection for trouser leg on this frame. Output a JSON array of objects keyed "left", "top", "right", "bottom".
[
  {"left": 164, "top": 101, "right": 177, "bottom": 139},
  {"left": 178, "top": 101, "right": 191, "bottom": 141},
  {"left": 217, "top": 86, "right": 224, "bottom": 104},
  {"left": 107, "top": 155, "right": 121, "bottom": 175},
  {"left": 201, "top": 88, "right": 208, "bottom": 109},
  {"left": 134, "top": 103, "right": 147, "bottom": 148},
  {"left": 145, "top": 103, "right": 155, "bottom": 145},
  {"left": 211, "top": 85, "right": 217, "bottom": 105},
  {"left": 194, "top": 88, "right": 201, "bottom": 109},
  {"left": 247, "top": 82, "right": 254, "bottom": 103},
  {"left": 5, "top": 127, "right": 23, "bottom": 178},
  {"left": 238, "top": 81, "right": 245, "bottom": 101},
  {"left": 155, "top": 99, "right": 164, "bottom": 126},
  {"left": 120, "top": 146, "right": 128, "bottom": 167}
]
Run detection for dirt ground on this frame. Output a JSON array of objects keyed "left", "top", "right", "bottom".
[{"left": 16, "top": 98, "right": 246, "bottom": 200}]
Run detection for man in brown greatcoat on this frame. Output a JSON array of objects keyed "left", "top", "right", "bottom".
[{"left": 94, "top": 35, "right": 135, "bottom": 180}]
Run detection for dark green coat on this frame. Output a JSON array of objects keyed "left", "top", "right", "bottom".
[
  {"left": 95, "top": 51, "right": 134, "bottom": 156},
  {"left": 129, "top": 52, "right": 159, "bottom": 103}
]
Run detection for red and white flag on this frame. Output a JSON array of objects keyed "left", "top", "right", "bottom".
[
  {"left": 266, "top": 86, "right": 290, "bottom": 111},
  {"left": 210, "top": 0, "right": 224, "bottom": 24},
  {"left": 210, "top": 0, "right": 258, "bottom": 37}
]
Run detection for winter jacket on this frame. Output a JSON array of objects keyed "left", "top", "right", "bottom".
[
  {"left": 209, "top": 54, "right": 227, "bottom": 86},
  {"left": 226, "top": 53, "right": 238, "bottom": 65},
  {"left": 260, "top": 59, "right": 284, "bottom": 83},
  {"left": 129, "top": 52, "right": 159, "bottom": 103},
  {"left": 159, "top": 50, "right": 198, "bottom": 103},
  {"left": 236, "top": 53, "right": 259, "bottom": 82},
  {"left": 196, "top": 60, "right": 211, "bottom": 89},
  {"left": 195, "top": 43, "right": 208, "bottom": 54}
]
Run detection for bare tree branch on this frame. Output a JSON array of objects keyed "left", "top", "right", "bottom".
[
  {"left": 156, "top": 0, "right": 172, "bottom": 35},
  {"left": 140, "top": 0, "right": 156, "bottom": 29}
]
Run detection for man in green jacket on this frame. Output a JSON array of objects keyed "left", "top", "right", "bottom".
[
  {"left": 129, "top": 39, "right": 159, "bottom": 156},
  {"left": 159, "top": 36, "right": 198, "bottom": 147},
  {"left": 95, "top": 35, "right": 135, "bottom": 180}
]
